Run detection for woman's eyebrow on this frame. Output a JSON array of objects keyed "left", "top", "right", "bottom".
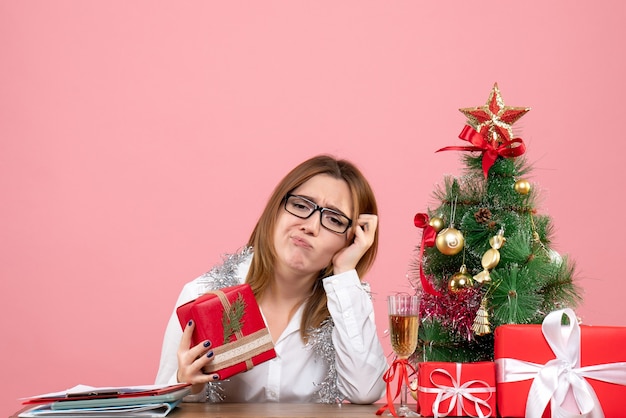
[{"left": 297, "top": 194, "right": 349, "bottom": 216}]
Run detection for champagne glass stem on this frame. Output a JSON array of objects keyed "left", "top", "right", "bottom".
[
  {"left": 400, "top": 380, "right": 408, "bottom": 410},
  {"left": 396, "top": 377, "right": 413, "bottom": 416}
]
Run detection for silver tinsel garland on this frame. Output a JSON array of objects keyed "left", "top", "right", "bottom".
[
  {"left": 306, "top": 318, "right": 346, "bottom": 404},
  {"left": 198, "top": 246, "right": 342, "bottom": 403},
  {"left": 196, "top": 246, "right": 253, "bottom": 292}
]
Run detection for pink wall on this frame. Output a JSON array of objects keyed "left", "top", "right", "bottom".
[{"left": 2, "top": 1, "right": 624, "bottom": 414}]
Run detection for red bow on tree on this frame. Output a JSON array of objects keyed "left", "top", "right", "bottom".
[
  {"left": 436, "top": 125, "right": 526, "bottom": 177},
  {"left": 414, "top": 213, "right": 441, "bottom": 297}
]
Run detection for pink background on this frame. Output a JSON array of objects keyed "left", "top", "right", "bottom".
[{"left": 2, "top": 1, "right": 625, "bottom": 414}]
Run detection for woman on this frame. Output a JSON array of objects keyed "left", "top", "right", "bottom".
[{"left": 155, "top": 155, "right": 387, "bottom": 404}]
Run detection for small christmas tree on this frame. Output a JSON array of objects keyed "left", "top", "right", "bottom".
[{"left": 410, "top": 83, "right": 582, "bottom": 363}]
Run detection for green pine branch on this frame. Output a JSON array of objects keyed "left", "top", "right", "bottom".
[{"left": 222, "top": 293, "right": 246, "bottom": 343}]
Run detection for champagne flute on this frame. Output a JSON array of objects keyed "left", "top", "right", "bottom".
[{"left": 388, "top": 294, "right": 420, "bottom": 417}]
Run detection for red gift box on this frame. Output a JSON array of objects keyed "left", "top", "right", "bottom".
[
  {"left": 494, "top": 308, "right": 626, "bottom": 418},
  {"left": 416, "top": 361, "right": 496, "bottom": 417},
  {"left": 176, "top": 284, "right": 276, "bottom": 380}
]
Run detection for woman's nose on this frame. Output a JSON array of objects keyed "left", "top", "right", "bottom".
[{"left": 300, "top": 212, "right": 321, "bottom": 235}]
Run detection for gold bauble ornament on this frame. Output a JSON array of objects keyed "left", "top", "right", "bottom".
[
  {"left": 429, "top": 216, "right": 444, "bottom": 233},
  {"left": 448, "top": 265, "right": 474, "bottom": 292},
  {"left": 435, "top": 227, "right": 465, "bottom": 256},
  {"left": 514, "top": 179, "right": 531, "bottom": 195}
]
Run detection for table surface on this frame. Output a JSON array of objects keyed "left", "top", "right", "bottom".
[
  {"left": 12, "top": 402, "right": 391, "bottom": 418},
  {"left": 175, "top": 403, "right": 384, "bottom": 417}
]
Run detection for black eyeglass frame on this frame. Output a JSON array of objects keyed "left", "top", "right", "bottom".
[{"left": 283, "top": 194, "right": 353, "bottom": 234}]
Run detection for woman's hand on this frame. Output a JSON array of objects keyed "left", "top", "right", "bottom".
[
  {"left": 332, "top": 214, "right": 378, "bottom": 274},
  {"left": 176, "top": 320, "right": 219, "bottom": 394}
]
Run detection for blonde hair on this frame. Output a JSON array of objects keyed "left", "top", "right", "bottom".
[{"left": 246, "top": 154, "right": 379, "bottom": 340}]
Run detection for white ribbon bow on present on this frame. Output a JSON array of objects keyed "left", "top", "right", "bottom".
[
  {"left": 496, "top": 308, "right": 626, "bottom": 418},
  {"left": 418, "top": 362, "right": 495, "bottom": 418}
]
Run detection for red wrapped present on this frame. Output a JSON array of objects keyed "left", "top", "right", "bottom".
[
  {"left": 416, "top": 361, "right": 496, "bottom": 417},
  {"left": 495, "top": 308, "right": 626, "bottom": 418},
  {"left": 176, "top": 284, "right": 276, "bottom": 380}
]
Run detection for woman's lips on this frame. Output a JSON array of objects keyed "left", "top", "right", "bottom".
[{"left": 291, "top": 236, "right": 312, "bottom": 249}]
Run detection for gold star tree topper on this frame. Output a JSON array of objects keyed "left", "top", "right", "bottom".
[{"left": 459, "top": 83, "right": 530, "bottom": 145}]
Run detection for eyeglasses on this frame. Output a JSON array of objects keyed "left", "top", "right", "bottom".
[{"left": 283, "top": 194, "right": 353, "bottom": 234}]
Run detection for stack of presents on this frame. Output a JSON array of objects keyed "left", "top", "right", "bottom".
[{"left": 413, "top": 308, "right": 626, "bottom": 417}]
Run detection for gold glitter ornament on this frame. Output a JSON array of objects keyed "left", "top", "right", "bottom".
[
  {"left": 448, "top": 265, "right": 474, "bottom": 292},
  {"left": 429, "top": 216, "right": 444, "bottom": 233},
  {"left": 472, "top": 298, "right": 491, "bottom": 336},
  {"left": 436, "top": 227, "right": 465, "bottom": 256},
  {"left": 514, "top": 179, "right": 531, "bottom": 195}
]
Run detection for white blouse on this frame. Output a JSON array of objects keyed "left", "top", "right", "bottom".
[{"left": 155, "top": 254, "right": 388, "bottom": 404}]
